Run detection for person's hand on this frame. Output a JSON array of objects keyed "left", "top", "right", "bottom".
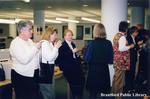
[
  {"left": 35, "top": 40, "right": 44, "bottom": 49},
  {"left": 72, "top": 48, "right": 78, "bottom": 53},
  {"left": 54, "top": 40, "right": 62, "bottom": 48},
  {"left": 138, "top": 40, "right": 143, "bottom": 45},
  {"left": 129, "top": 44, "right": 134, "bottom": 49}
]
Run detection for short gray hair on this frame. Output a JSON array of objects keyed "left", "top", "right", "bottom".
[{"left": 17, "top": 20, "right": 33, "bottom": 33}]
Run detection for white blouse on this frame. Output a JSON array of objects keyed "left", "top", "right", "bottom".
[
  {"left": 118, "top": 33, "right": 130, "bottom": 52},
  {"left": 9, "top": 37, "right": 39, "bottom": 77},
  {"left": 41, "top": 40, "right": 58, "bottom": 64}
]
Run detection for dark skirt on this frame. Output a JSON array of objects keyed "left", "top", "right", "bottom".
[{"left": 86, "top": 63, "right": 110, "bottom": 93}]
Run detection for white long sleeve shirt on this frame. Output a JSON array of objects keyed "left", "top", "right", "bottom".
[
  {"left": 41, "top": 40, "right": 58, "bottom": 64},
  {"left": 9, "top": 37, "right": 39, "bottom": 77},
  {"left": 118, "top": 33, "right": 130, "bottom": 52}
]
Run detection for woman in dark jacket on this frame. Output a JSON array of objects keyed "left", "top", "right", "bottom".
[
  {"left": 85, "top": 23, "right": 113, "bottom": 99},
  {"left": 56, "top": 29, "right": 85, "bottom": 99}
]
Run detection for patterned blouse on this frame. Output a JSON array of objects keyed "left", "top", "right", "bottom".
[{"left": 113, "top": 33, "right": 130, "bottom": 70}]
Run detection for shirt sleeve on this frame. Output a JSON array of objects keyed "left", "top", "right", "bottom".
[
  {"left": 118, "top": 36, "right": 130, "bottom": 52},
  {"left": 9, "top": 40, "right": 39, "bottom": 65},
  {"left": 42, "top": 41, "right": 58, "bottom": 62}
]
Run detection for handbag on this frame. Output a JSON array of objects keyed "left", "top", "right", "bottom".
[
  {"left": 39, "top": 62, "right": 54, "bottom": 83},
  {"left": 0, "top": 64, "right": 5, "bottom": 81}
]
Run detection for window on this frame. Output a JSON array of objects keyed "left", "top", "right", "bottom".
[
  {"left": 85, "top": 27, "right": 90, "bottom": 35},
  {"left": 76, "top": 26, "right": 83, "bottom": 40}
]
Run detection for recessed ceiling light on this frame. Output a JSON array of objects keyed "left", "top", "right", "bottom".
[
  {"left": 0, "top": 19, "right": 15, "bottom": 24},
  {"left": 45, "top": 19, "right": 62, "bottom": 23},
  {"left": 23, "top": 0, "right": 30, "bottom": 3},
  {"left": 81, "top": 17, "right": 100, "bottom": 23},
  {"left": 56, "top": 18, "right": 79, "bottom": 23},
  {"left": 16, "top": 8, "right": 21, "bottom": 10},
  {"left": 83, "top": 4, "right": 88, "bottom": 7},
  {"left": 47, "top": 6, "right": 52, "bottom": 9}
]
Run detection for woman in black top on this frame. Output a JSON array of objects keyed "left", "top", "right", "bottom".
[
  {"left": 56, "top": 29, "right": 85, "bottom": 99},
  {"left": 85, "top": 23, "right": 113, "bottom": 99}
]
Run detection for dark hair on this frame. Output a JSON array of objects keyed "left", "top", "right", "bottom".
[
  {"left": 129, "top": 26, "right": 138, "bottom": 35},
  {"left": 119, "top": 21, "right": 128, "bottom": 32}
]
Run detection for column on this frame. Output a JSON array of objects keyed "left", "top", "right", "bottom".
[
  {"left": 145, "top": 15, "right": 150, "bottom": 30},
  {"left": 101, "top": 0, "right": 128, "bottom": 86},
  {"left": 101, "top": 0, "right": 128, "bottom": 42},
  {"left": 9, "top": 24, "right": 17, "bottom": 38},
  {"left": 130, "top": 7, "right": 145, "bottom": 26},
  {"left": 68, "top": 17, "right": 77, "bottom": 39},
  {"left": 145, "top": 8, "right": 150, "bottom": 30},
  {"left": 33, "top": 10, "right": 45, "bottom": 41}
]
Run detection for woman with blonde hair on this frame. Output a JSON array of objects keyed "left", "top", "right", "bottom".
[
  {"left": 56, "top": 29, "right": 85, "bottom": 99},
  {"left": 39, "top": 27, "right": 62, "bottom": 99},
  {"left": 85, "top": 23, "right": 113, "bottom": 99}
]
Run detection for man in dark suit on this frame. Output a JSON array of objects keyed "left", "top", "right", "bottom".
[
  {"left": 125, "top": 26, "right": 139, "bottom": 92},
  {"left": 56, "top": 29, "right": 84, "bottom": 99}
]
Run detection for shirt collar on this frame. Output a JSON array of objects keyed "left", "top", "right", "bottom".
[
  {"left": 131, "top": 35, "right": 134, "bottom": 39},
  {"left": 65, "top": 40, "right": 72, "bottom": 45}
]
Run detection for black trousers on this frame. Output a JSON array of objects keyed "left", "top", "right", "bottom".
[
  {"left": 11, "top": 69, "right": 43, "bottom": 99},
  {"left": 125, "top": 56, "right": 137, "bottom": 91},
  {"left": 63, "top": 71, "right": 85, "bottom": 99}
]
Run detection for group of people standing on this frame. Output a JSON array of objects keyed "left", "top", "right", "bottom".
[
  {"left": 9, "top": 20, "right": 84, "bottom": 99},
  {"left": 9, "top": 19, "right": 149, "bottom": 99},
  {"left": 112, "top": 21, "right": 149, "bottom": 97},
  {"left": 85, "top": 21, "right": 149, "bottom": 99}
]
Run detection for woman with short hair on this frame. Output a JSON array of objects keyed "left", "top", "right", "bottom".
[
  {"left": 56, "top": 29, "right": 85, "bottom": 99},
  {"left": 10, "top": 20, "right": 43, "bottom": 99}
]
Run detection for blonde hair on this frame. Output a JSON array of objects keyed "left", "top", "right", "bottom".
[
  {"left": 93, "top": 23, "right": 106, "bottom": 38},
  {"left": 41, "top": 27, "right": 58, "bottom": 41},
  {"left": 64, "top": 29, "right": 73, "bottom": 37}
]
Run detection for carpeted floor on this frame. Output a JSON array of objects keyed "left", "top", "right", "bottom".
[
  {"left": 10, "top": 75, "right": 147, "bottom": 99},
  {"left": 55, "top": 76, "right": 147, "bottom": 99},
  {"left": 55, "top": 76, "right": 68, "bottom": 99}
]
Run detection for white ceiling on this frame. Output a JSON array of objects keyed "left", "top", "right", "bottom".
[{"left": 0, "top": 0, "right": 149, "bottom": 22}]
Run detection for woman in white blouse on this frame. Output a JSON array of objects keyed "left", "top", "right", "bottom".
[
  {"left": 39, "top": 27, "right": 62, "bottom": 99},
  {"left": 9, "top": 20, "right": 43, "bottom": 99}
]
